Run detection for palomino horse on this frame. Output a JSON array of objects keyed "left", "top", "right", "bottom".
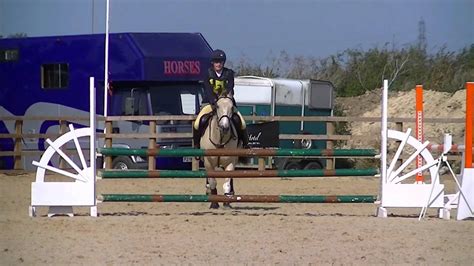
[{"left": 200, "top": 96, "right": 240, "bottom": 209}]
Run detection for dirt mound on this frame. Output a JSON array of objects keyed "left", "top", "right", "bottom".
[{"left": 336, "top": 89, "right": 467, "bottom": 149}]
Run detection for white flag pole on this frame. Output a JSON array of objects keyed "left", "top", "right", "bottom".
[{"left": 103, "top": 0, "right": 110, "bottom": 118}]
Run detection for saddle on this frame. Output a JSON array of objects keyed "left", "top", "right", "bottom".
[
  {"left": 197, "top": 111, "right": 243, "bottom": 139},
  {"left": 197, "top": 112, "right": 213, "bottom": 138}
]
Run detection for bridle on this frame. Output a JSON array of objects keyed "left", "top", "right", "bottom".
[
  {"left": 216, "top": 96, "right": 234, "bottom": 127},
  {"left": 209, "top": 96, "right": 237, "bottom": 148}
]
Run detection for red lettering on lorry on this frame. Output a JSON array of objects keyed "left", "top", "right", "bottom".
[
  {"left": 164, "top": 60, "right": 201, "bottom": 75},
  {"left": 164, "top": 61, "right": 171, "bottom": 74}
]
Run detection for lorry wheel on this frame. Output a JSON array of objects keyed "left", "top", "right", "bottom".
[
  {"left": 283, "top": 161, "right": 301, "bottom": 170},
  {"left": 112, "top": 156, "right": 133, "bottom": 170},
  {"left": 303, "top": 161, "right": 323, "bottom": 170}
]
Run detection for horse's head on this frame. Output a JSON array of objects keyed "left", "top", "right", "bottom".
[{"left": 215, "top": 96, "right": 234, "bottom": 133}]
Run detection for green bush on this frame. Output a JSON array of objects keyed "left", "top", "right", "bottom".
[{"left": 230, "top": 43, "right": 474, "bottom": 97}]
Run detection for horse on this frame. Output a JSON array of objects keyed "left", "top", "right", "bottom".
[{"left": 200, "top": 96, "right": 241, "bottom": 209}]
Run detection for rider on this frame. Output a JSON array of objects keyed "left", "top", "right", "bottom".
[{"left": 193, "top": 49, "right": 249, "bottom": 149}]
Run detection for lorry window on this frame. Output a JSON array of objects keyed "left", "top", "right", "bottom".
[
  {"left": 180, "top": 93, "right": 196, "bottom": 115},
  {"left": 136, "top": 91, "right": 150, "bottom": 115},
  {"left": 149, "top": 87, "right": 201, "bottom": 115},
  {"left": 41, "top": 63, "right": 69, "bottom": 89},
  {"left": 124, "top": 89, "right": 150, "bottom": 115},
  {"left": 0, "top": 49, "right": 19, "bottom": 62},
  {"left": 150, "top": 88, "right": 181, "bottom": 115}
]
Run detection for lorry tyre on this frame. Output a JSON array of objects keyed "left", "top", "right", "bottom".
[
  {"left": 303, "top": 161, "right": 323, "bottom": 170},
  {"left": 283, "top": 161, "right": 301, "bottom": 170},
  {"left": 112, "top": 156, "right": 134, "bottom": 170}
]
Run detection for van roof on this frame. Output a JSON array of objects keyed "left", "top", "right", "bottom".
[
  {"left": 235, "top": 76, "right": 308, "bottom": 105},
  {"left": 0, "top": 32, "right": 213, "bottom": 82}
]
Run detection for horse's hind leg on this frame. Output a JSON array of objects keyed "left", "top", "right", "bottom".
[
  {"left": 222, "top": 178, "right": 234, "bottom": 209},
  {"left": 207, "top": 177, "right": 219, "bottom": 209}
]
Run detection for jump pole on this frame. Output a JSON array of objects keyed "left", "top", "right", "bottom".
[
  {"left": 99, "top": 194, "right": 377, "bottom": 203},
  {"left": 98, "top": 168, "right": 379, "bottom": 179},
  {"left": 427, "top": 144, "right": 473, "bottom": 153},
  {"left": 457, "top": 82, "right": 474, "bottom": 220},
  {"left": 98, "top": 148, "right": 378, "bottom": 157}
]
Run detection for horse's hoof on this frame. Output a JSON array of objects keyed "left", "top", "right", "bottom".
[
  {"left": 209, "top": 202, "right": 220, "bottom": 209},
  {"left": 223, "top": 202, "right": 233, "bottom": 209}
]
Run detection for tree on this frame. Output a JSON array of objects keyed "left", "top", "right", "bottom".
[{"left": 7, "top": 32, "right": 28, "bottom": 38}]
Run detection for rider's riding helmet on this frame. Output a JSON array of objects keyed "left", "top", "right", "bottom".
[{"left": 211, "top": 49, "right": 226, "bottom": 63}]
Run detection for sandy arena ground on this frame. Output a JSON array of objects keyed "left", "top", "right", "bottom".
[{"left": 1, "top": 173, "right": 473, "bottom": 265}]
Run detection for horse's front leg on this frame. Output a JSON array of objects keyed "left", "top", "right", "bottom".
[
  {"left": 222, "top": 163, "right": 235, "bottom": 209},
  {"left": 207, "top": 177, "right": 219, "bottom": 209},
  {"left": 204, "top": 158, "right": 219, "bottom": 209}
]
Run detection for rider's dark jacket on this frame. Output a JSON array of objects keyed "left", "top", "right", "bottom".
[{"left": 203, "top": 67, "right": 235, "bottom": 105}]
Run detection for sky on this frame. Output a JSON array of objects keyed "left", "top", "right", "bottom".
[{"left": 1, "top": 0, "right": 473, "bottom": 63}]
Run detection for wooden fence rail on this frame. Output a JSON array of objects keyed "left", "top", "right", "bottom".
[{"left": 0, "top": 115, "right": 465, "bottom": 171}]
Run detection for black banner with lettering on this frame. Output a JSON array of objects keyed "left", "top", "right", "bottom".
[{"left": 246, "top": 121, "right": 280, "bottom": 148}]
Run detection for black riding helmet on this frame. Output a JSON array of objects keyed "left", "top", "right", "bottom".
[{"left": 211, "top": 49, "right": 226, "bottom": 63}]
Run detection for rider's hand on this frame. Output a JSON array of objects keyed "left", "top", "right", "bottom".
[{"left": 210, "top": 102, "right": 217, "bottom": 111}]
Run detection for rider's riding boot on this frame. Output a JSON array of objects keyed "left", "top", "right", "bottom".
[
  {"left": 192, "top": 127, "right": 201, "bottom": 160},
  {"left": 232, "top": 113, "right": 248, "bottom": 149},
  {"left": 239, "top": 128, "right": 250, "bottom": 149},
  {"left": 193, "top": 127, "right": 200, "bottom": 149},
  {"left": 238, "top": 128, "right": 251, "bottom": 164}
]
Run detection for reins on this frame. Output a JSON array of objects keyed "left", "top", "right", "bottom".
[{"left": 208, "top": 96, "right": 238, "bottom": 148}]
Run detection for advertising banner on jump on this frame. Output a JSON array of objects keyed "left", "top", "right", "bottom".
[{"left": 246, "top": 121, "right": 280, "bottom": 148}]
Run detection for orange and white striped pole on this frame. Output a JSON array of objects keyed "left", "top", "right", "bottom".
[
  {"left": 416, "top": 85, "right": 424, "bottom": 183},
  {"left": 465, "top": 82, "right": 473, "bottom": 168}
]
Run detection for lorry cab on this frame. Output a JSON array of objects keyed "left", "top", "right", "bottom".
[
  {"left": 107, "top": 81, "right": 204, "bottom": 169},
  {"left": 0, "top": 33, "right": 212, "bottom": 170},
  {"left": 233, "top": 76, "right": 335, "bottom": 170}
]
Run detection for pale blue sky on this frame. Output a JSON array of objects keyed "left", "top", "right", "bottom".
[{"left": 1, "top": 0, "right": 473, "bottom": 63}]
